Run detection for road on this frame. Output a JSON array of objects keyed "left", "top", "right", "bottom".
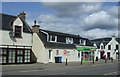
[{"left": 2, "top": 63, "right": 119, "bottom": 75}]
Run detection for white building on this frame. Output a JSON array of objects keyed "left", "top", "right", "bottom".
[
  {"left": 0, "top": 12, "right": 33, "bottom": 64},
  {"left": 91, "top": 36, "right": 120, "bottom": 60}
]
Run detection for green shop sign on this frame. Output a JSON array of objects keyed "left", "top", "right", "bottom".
[{"left": 76, "top": 47, "right": 96, "bottom": 51}]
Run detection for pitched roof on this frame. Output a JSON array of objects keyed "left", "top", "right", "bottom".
[
  {"left": 116, "top": 38, "right": 120, "bottom": 43},
  {"left": 0, "top": 13, "right": 32, "bottom": 33},
  {"left": 40, "top": 29, "right": 87, "bottom": 39},
  {"left": 37, "top": 32, "right": 75, "bottom": 49}
]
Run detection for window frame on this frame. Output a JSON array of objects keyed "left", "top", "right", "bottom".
[
  {"left": 66, "top": 37, "right": 73, "bottom": 44},
  {"left": 14, "top": 25, "right": 22, "bottom": 38},
  {"left": 49, "top": 35, "right": 57, "bottom": 42},
  {"left": 108, "top": 45, "right": 111, "bottom": 50}
]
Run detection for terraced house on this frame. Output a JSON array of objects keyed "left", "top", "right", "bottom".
[
  {"left": 0, "top": 12, "right": 96, "bottom": 64},
  {"left": 0, "top": 12, "right": 33, "bottom": 64}
]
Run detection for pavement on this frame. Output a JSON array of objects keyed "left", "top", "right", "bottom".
[{"left": 1, "top": 59, "right": 119, "bottom": 72}]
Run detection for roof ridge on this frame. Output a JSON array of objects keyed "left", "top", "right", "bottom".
[
  {"left": 0, "top": 13, "right": 17, "bottom": 17},
  {"left": 40, "top": 29, "right": 82, "bottom": 38}
]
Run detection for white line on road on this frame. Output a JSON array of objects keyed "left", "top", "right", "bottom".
[
  {"left": 104, "top": 72, "right": 118, "bottom": 75},
  {"left": 20, "top": 70, "right": 43, "bottom": 72}
]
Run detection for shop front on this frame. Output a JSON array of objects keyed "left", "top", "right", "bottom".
[{"left": 76, "top": 46, "right": 96, "bottom": 61}]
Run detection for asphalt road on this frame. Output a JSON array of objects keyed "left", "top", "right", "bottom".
[{"left": 2, "top": 63, "right": 119, "bottom": 75}]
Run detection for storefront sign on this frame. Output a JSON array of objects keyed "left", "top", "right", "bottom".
[
  {"left": 64, "top": 50, "right": 70, "bottom": 55},
  {"left": 77, "top": 47, "right": 96, "bottom": 51}
]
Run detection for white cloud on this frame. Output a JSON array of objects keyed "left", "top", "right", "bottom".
[
  {"left": 80, "top": 28, "right": 118, "bottom": 39},
  {"left": 82, "top": 11, "right": 118, "bottom": 30}
]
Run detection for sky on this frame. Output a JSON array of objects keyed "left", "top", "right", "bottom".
[{"left": 2, "top": 2, "right": 119, "bottom": 40}]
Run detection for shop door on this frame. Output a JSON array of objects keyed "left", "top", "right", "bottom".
[
  {"left": 8, "top": 49, "right": 16, "bottom": 64},
  {"left": 49, "top": 50, "right": 52, "bottom": 62},
  {"left": 100, "top": 52, "right": 104, "bottom": 59}
]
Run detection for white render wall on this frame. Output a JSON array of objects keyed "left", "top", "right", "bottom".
[
  {"left": 32, "top": 33, "right": 48, "bottom": 63},
  {"left": 105, "top": 37, "right": 119, "bottom": 59},
  {"left": 46, "top": 48, "right": 81, "bottom": 63},
  {"left": 0, "top": 30, "right": 32, "bottom": 46}
]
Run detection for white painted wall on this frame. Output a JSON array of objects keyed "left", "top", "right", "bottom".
[
  {"left": 46, "top": 48, "right": 81, "bottom": 63},
  {"left": 105, "top": 37, "right": 119, "bottom": 59},
  {"left": 32, "top": 33, "right": 48, "bottom": 63},
  {"left": 0, "top": 30, "right": 32, "bottom": 46}
]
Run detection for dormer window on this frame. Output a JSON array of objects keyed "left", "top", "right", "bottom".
[
  {"left": 66, "top": 37, "right": 73, "bottom": 44},
  {"left": 49, "top": 35, "right": 57, "bottom": 42},
  {"left": 14, "top": 25, "right": 22, "bottom": 38},
  {"left": 80, "top": 39, "right": 86, "bottom": 45}
]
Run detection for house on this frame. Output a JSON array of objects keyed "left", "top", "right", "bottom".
[
  {"left": 32, "top": 24, "right": 96, "bottom": 63},
  {"left": 0, "top": 12, "right": 33, "bottom": 64},
  {"left": 91, "top": 36, "right": 120, "bottom": 60}
]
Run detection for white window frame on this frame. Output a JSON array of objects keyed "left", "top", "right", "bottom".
[
  {"left": 66, "top": 37, "right": 73, "bottom": 44},
  {"left": 49, "top": 35, "right": 57, "bottom": 42}
]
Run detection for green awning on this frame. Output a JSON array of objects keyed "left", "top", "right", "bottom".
[{"left": 76, "top": 47, "right": 96, "bottom": 51}]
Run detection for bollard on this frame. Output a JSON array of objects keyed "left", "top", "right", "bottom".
[
  {"left": 105, "top": 59, "right": 107, "bottom": 63},
  {"left": 66, "top": 59, "right": 67, "bottom": 65},
  {"left": 81, "top": 59, "right": 82, "bottom": 65},
  {"left": 93, "top": 59, "right": 94, "bottom": 64},
  {"left": 111, "top": 58, "right": 113, "bottom": 62}
]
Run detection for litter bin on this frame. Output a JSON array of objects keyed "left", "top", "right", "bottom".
[
  {"left": 96, "top": 57, "right": 98, "bottom": 61},
  {"left": 55, "top": 57, "right": 59, "bottom": 63},
  {"left": 55, "top": 57, "right": 62, "bottom": 63},
  {"left": 59, "top": 57, "right": 62, "bottom": 63}
]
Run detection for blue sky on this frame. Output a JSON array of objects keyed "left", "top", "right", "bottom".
[{"left": 2, "top": 2, "right": 119, "bottom": 39}]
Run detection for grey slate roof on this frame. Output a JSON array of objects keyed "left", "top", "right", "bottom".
[
  {"left": 37, "top": 32, "right": 75, "bottom": 49},
  {"left": 37, "top": 29, "right": 93, "bottom": 49},
  {"left": 40, "top": 29, "right": 86, "bottom": 39},
  {"left": 0, "top": 13, "right": 32, "bottom": 33}
]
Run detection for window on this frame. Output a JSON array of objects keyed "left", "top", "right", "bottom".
[
  {"left": 49, "top": 35, "right": 57, "bottom": 42},
  {"left": 80, "top": 39, "right": 86, "bottom": 45},
  {"left": 116, "top": 45, "right": 119, "bottom": 50},
  {"left": 8, "top": 49, "right": 15, "bottom": 63},
  {"left": 15, "top": 26, "right": 22, "bottom": 37},
  {"left": 56, "top": 50, "right": 59, "bottom": 55},
  {"left": 108, "top": 45, "right": 111, "bottom": 50},
  {"left": 66, "top": 37, "right": 73, "bottom": 44},
  {"left": 49, "top": 50, "right": 52, "bottom": 59},
  {"left": 101, "top": 46, "right": 104, "bottom": 49},
  {"left": 24, "top": 50, "right": 31, "bottom": 63}
]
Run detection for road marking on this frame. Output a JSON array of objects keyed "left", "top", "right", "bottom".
[
  {"left": 104, "top": 72, "right": 118, "bottom": 75},
  {"left": 20, "top": 70, "right": 43, "bottom": 72}
]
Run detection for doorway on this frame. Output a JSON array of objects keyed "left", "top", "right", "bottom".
[
  {"left": 49, "top": 50, "right": 52, "bottom": 62},
  {"left": 100, "top": 52, "right": 104, "bottom": 59},
  {"left": 107, "top": 52, "right": 110, "bottom": 60}
]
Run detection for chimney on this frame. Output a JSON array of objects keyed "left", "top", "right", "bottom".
[
  {"left": 32, "top": 20, "right": 40, "bottom": 33},
  {"left": 112, "top": 36, "right": 115, "bottom": 40},
  {"left": 18, "top": 11, "right": 26, "bottom": 20}
]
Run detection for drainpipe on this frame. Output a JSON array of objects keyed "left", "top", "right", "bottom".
[{"left": 41, "top": 30, "right": 49, "bottom": 42}]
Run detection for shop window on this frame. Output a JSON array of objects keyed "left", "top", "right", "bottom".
[
  {"left": 24, "top": 50, "right": 31, "bottom": 62},
  {"left": 116, "top": 45, "right": 119, "bottom": 50},
  {"left": 8, "top": 49, "right": 15, "bottom": 63},
  {"left": 49, "top": 35, "right": 57, "bottom": 42},
  {"left": 17, "top": 50, "right": 23, "bottom": 55},
  {"left": 66, "top": 37, "right": 73, "bottom": 44},
  {"left": 108, "top": 45, "right": 111, "bottom": 50},
  {"left": 14, "top": 26, "right": 22, "bottom": 38}
]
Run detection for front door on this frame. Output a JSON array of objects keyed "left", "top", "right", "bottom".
[
  {"left": 107, "top": 52, "right": 110, "bottom": 60},
  {"left": 100, "top": 52, "right": 104, "bottom": 59},
  {"left": 49, "top": 50, "right": 52, "bottom": 62}
]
